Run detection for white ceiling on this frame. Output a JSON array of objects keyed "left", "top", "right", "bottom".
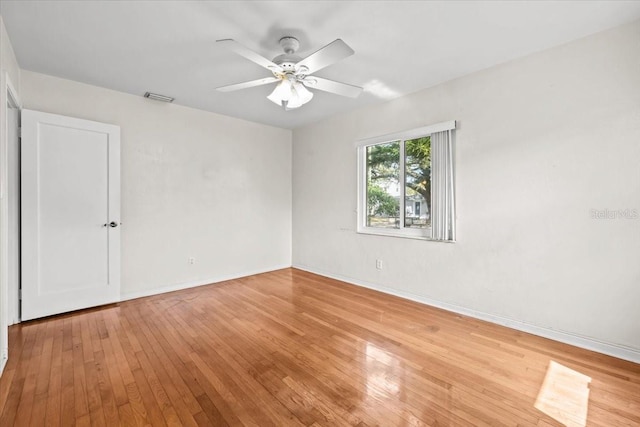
[{"left": 2, "top": 1, "right": 640, "bottom": 129}]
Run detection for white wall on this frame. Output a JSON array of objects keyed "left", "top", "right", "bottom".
[
  {"left": 292, "top": 20, "right": 640, "bottom": 359},
  {"left": 21, "top": 70, "right": 292, "bottom": 299},
  {"left": 0, "top": 16, "right": 20, "bottom": 91}
]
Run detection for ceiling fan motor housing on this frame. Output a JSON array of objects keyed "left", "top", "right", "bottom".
[
  {"left": 279, "top": 37, "right": 299, "bottom": 54},
  {"left": 272, "top": 54, "right": 302, "bottom": 70},
  {"left": 273, "top": 37, "right": 303, "bottom": 72}
]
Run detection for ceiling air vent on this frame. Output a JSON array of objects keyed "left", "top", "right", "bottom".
[{"left": 143, "top": 92, "right": 174, "bottom": 103}]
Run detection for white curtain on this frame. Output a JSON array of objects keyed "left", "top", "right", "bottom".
[{"left": 431, "top": 130, "right": 455, "bottom": 241}]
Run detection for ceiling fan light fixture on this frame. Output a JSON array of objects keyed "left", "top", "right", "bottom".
[
  {"left": 267, "top": 77, "right": 293, "bottom": 105},
  {"left": 268, "top": 79, "right": 314, "bottom": 109},
  {"left": 286, "top": 82, "right": 313, "bottom": 109}
]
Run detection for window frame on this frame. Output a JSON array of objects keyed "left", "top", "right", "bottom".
[{"left": 356, "top": 120, "right": 456, "bottom": 241}]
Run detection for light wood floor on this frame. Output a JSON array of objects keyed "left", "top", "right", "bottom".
[{"left": 0, "top": 268, "right": 638, "bottom": 426}]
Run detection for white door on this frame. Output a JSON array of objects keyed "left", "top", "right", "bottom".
[{"left": 21, "top": 109, "right": 120, "bottom": 321}]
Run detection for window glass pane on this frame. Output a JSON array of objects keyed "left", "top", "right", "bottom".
[
  {"left": 404, "top": 137, "right": 431, "bottom": 229},
  {"left": 366, "top": 142, "right": 400, "bottom": 228}
]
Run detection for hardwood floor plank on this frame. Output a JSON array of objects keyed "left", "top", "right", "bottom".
[
  {"left": 43, "top": 318, "right": 64, "bottom": 427},
  {"left": 194, "top": 394, "right": 228, "bottom": 427},
  {"left": 175, "top": 313, "right": 305, "bottom": 426},
  {"left": 141, "top": 304, "right": 208, "bottom": 416},
  {"left": 189, "top": 351, "right": 265, "bottom": 427},
  {"left": 94, "top": 346, "right": 121, "bottom": 426},
  {"left": 116, "top": 315, "right": 168, "bottom": 427},
  {"left": 116, "top": 402, "right": 137, "bottom": 427},
  {"left": 72, "top": 316, "right": 90, "bottom": 419},
  {"left": 99, "top": 322, "right": 129, "bottom": 408},
  {"left": 83, "top": 357, "right": 107, "bottom": 427},
  {"left": 0, "top": 326, "right": 37, "bottom": 424},
  {"left": 0, "top": 367, "right": 16, "bottom": 417},
  {"left": 124, "top": 306, "right": 202, "bottom": 426},
  {"left": 122, "top": 380, "right": 150, "bottom": 426},
  {"left": 1, "top": 268, "right": 639, "bottom": 426},
  {"left": 13, "top": 322, "right": 48, "bottom": 426},
  {"left": 76, "top": 412, "right": 91, "bottom": 427},
  {"left": 60, "top": 348, "right": 76, "bottom": 427}
]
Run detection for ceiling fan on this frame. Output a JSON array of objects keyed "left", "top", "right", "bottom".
[{"left": 216, "top": 37, "right": 363, "bottom": 110}]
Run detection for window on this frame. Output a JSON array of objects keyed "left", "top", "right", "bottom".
[{"left": 357, "top": 121, "right": 456, "bottom": 241}]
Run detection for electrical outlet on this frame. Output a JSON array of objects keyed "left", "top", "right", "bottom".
[
  {"left": 376, "top": 259, "right": 383, "bottom": 270},
  {"left": 188, "top": 257, "right": 195, "bottom": 265}
]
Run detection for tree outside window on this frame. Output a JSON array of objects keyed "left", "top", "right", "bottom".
[{"left": 365, "top": 137, "right": 431, "bottom": 230}]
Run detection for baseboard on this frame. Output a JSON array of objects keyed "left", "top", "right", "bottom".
[
  {"left": 120, "top": 264, "right": 292, "bottom": 302},
  {"left": 293, "top": 263, "right": 640, "bottom": 364},
  {"left": 0, "top": 352, "right": 7, "bottom": 377}
]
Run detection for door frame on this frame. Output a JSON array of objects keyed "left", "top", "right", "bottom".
[{"left": 0, "top": 71, "right": 21, "bottom": 375}]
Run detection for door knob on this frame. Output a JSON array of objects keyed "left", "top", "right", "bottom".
[{"left": 109, "top": 221, "right": 119, "bottom": 228}]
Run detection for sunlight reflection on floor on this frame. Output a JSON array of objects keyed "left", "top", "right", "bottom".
[
  {"left": 535, "top": 360, "right": 592, "bottom": 427},
  {"left": 365, "top": 343, "right": 401, "bottom": 400}
]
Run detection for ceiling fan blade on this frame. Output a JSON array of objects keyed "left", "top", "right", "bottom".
[
  {"left": 296, "top": 39, "right": 354, "bottom": 74},
  {"left": 302, "top": 77, "right": 362, "bottom": 98},
  {"left": 217, "top": 39, "right": 283, "bottom": 72},
  {"left": 216, "top": 77, "right": 280, "bottom": 92}
]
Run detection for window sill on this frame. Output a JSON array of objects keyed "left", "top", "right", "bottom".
[{"left": 357, "top": 227, "right": 453, "bottom": 242}]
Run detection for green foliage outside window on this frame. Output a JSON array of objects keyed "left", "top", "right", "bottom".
[{"left": 365, "top": 137, "right": 431, "bottom": 228}]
